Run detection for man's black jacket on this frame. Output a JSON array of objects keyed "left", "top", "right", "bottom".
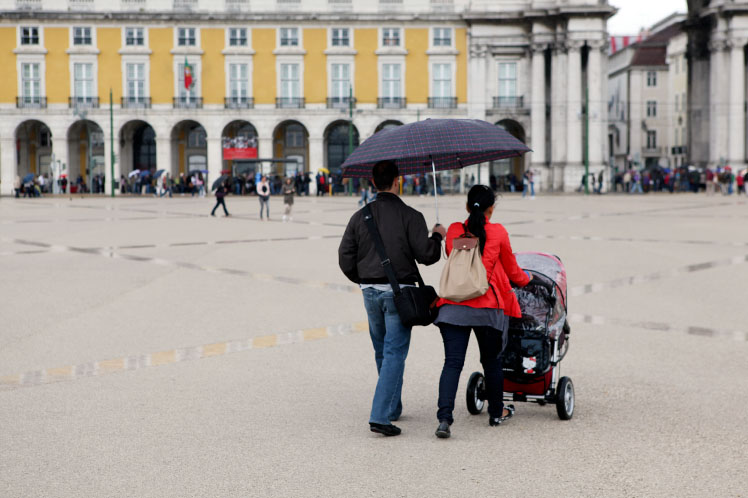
[{"left": 338, "top": 192, "right": 442, "bottom": 285}]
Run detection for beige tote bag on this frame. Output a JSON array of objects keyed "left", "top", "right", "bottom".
[{"left": 439, "top": 236, "right": 489, "bottom": 302}]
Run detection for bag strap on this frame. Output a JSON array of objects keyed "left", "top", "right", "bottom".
[{"left": 362, "top": 204, "right": 403, "bottom": 295}]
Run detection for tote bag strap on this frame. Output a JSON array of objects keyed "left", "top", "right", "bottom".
[{"left": 362, "top": 204, "right": 403, "bottom": 296}]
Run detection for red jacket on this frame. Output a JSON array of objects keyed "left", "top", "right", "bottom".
[{"left": 437, "top": 221, "right": 530, "bottom": 317}]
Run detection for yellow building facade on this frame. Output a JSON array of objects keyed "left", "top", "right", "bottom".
[{"left": 0, "top": 1, "right": 613, "bottom": 195}]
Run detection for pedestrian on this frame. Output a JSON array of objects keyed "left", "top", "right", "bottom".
[
  {"left": 338, "top": 160, "right": 445, "bottom": 437},
  {"left": 522, "top": 169, "right": 535, "bottom": 198},
  {"left": 282, "top": 177, "right": 295, "bottom": 222},
  {"left": 736, "top": 170, "right": 745, "bottom": 195},
  {"left": 432, "top": 185, "right": 531, "bottom": 438},
  {"left": 258, "top": 175, "right": 271, "bottom": 220},
  {"left": 595, "top": 169, "right": 604, "bottom": 194},
  {"left": 13, "top": 175, "right": 20, "bottom": 198},
  {"left": 211, "top": 182, "right": 230, "bottom": 217},
  {"left": 630, "top": 171, "right": 643, "bottom": 194}
]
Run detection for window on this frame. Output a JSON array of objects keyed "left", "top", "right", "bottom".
[
  {"left": 332, "top": 28, "right": 350, "bottom": 47},
  {"left": 432, "top": 63, "right": 452, "bottom": 97},
  {"left": 21, "top": 63, "right": 41, "bottom": 103},
  {"left": 229, "top": 63, "right": 248, "bottom": 99},
  {"left": 178, "top": 61, "right": 199, "bottom": 99},
  {"left": 382, "top": 28, "right": 400, "bottom": 47},
  {"left": 73, "top": 27, "right": 92, "bottom": 45},
  {"left": 382, "top": 63, "right": 401, "bottom": 98},
  {"left": 280, "top": 28, "right": 299, "bottom": 47},
  {"left": 647, "top": 130, "right": 657, "bottom": 149},
  {"left": 229, "top": 28, "right": 247, "bottom": 47},
  {"left": 126, "top": 63, "right": 145, "bottom": 101},
  {"left": 646, "top": 100, "right": 657, "bottom": 117},
  {"left": 280, "top": 63, "right": 300, "bottom": 98},
  {"left": 21, "top": 27, "right": 39, "bottom": 45},
  {"left": 286, "top": 125, "right": 304, "bottom": 148},
  {"left": 433, "top": 27, "right": 451, "bottom": 47},
  {"left": 331, "top": 63, "right": 350, "bottom": 99},
  {"left": 125, "top": 27, "right": 144, "bottom": 46},
  {"left": 188, "top": 129, "right": 207, "bottom": 148},
  {"left": 178, "top": 28, "right": 196, "bottom": 46},
  {"left": 498, "top": 62, "right": 517, "bottom": 99},
  {"left": 646, "top": 71, "right": 657, "bottom": 87},
  {"left": 74, "top": 63, "right": 94, "bottom": 100}
]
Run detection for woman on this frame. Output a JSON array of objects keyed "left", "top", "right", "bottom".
[
  {"left": 434, "top": 185, "right": 530, "bottom": 438},
  {"left": 282, "top": 177, "right": 296, "bottom": 222},
  {"left": 258, "top": 175, "right": 271, "bottom": 220}
]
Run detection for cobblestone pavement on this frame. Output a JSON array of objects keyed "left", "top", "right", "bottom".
[{"left": 1, "top": 193, "right": 747, "bottom": 498}]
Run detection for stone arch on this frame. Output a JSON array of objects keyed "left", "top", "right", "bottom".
[
  {"left": 221, "top": 120, "right": 258, "bottom": 176},
  {"left": 171, "top": 120, "right": 207, "bottom": 176},
  {"left": 492, "top": 119, "right": 527, "bottom": 189},
  {"left": 67, "top": 119, "right": 105, "bottom": 193},
  {"left": 324, "top": 120, "right": 360, "bottom": 175},
  {"left": 272, "top": 120, "right": 309, "bottom": 176},
  {"left": 374, "top": 120, "right": 404, "bottom": 134},
  {"left": 14, "top": 120, "right": 53, "bottom": 182}
]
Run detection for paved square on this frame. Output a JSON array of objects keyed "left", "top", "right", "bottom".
[{"left": 1, "top": 193, "right": 747, "bottom": 497}]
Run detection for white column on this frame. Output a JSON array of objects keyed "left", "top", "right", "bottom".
[
  {"left": 206, "top": 137, "right": 222, "bottom": 195},
  {"left": 530, "top": 44, "right": 546, "bottom": 169},
  {"left": 629, "top": 70, "right": 643, "bottom": 165},
  {"left": 728, "top": 39, "right": 747, "bottom": 167},
  {"left": 156, "top": 135, "right": 172, "bottom": 178},
  {"left": 550, "top": 44, "right": 567, "bottom": 190},
  {"left": 0, "top": 137, "right": 16, "bottom": 196},
  {"left": 588, "top": 41, "right": 605, "bottom": 170},
  {"left": 103, "top": 133, "right": 120, "bottom": 196},
  {"left": 709, "top": 40, "right": 728, "bottom": 166},
  {"left": 50, "top": 124, "right": 70, "bottom": 190},
  {"left": 308, "top": 136, "right": 323, "bottom": 195},
  {"left": 468, "top": 44, "right": 488, "bottom": 120},
  {"left": 566, "top": 42, "right": 583, "bottom": 167}
]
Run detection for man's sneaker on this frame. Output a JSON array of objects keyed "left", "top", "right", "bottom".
[
  {"left": 435, "top": 420, "right": 451, "bottom": 439},
  {"left": 489, "top": 405, "right": 515, "bottom": 426},
  {"left": 369, "top": 423, "right": 401, "bottom": 437}
]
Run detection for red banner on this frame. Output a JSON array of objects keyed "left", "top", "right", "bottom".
[{"left": 223, "top": 147, "right": 258, "bottom": 160}]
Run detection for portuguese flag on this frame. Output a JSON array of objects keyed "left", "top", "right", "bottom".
[{"left": 183, "top": 57, "right": 193, "bottom": 90}]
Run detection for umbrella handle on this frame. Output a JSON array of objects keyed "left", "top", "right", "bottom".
[{"left": 432, "top": 159, "right": 439, "bottom": 224}]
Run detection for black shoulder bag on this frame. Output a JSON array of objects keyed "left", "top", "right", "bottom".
[{"left": 362, "top": 204, "right": 439, "bottom": 327}]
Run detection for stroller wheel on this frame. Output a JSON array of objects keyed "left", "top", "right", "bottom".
[
  {"left": 555, "top": 377, "right": 575, "bottom": 420},
  {"left": 466, "top": 372, "right": 486, "bottom": 415}
]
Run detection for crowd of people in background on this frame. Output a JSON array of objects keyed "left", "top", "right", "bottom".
[
  {"left": 13, "top": 165, "right": 748, "bottom": 199},
  {"left": 609, "top": 166, "right": 748, "bottom": 195}
]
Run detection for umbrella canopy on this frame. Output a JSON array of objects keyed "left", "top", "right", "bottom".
[
  {"left": 154, "top": 169, "right": 166, "bottom": 179},
  {"left": 22, "top": 173, "right": 35, "bottom": 183},
  {"left": 318, "top": 167, "right": 330, "bottom": 174},
  {"left": 341, "top": 118, "right": 530, "bottom": 178},
  {"left": 212, "top": 175, "right": 229, "bottom": 191},
  {"left": 127, "top": 170, "right": 140, "bottom": 178},
  {"left": 139, "top": 169, "right": 151, "bottom": 177}
]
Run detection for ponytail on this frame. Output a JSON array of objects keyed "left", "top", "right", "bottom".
[{"left": 466, "top": 185, "right": 496, "bottom": 253}]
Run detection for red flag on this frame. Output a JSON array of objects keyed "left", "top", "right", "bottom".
[{"left": 183, "top": 57, "right": 193, "bottom": 90}]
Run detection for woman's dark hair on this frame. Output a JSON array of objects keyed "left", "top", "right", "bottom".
[{"left": 466, "top": 184, "right": 496, "bottom": 252}]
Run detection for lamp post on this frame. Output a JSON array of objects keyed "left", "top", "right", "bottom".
[
  {"left": 110, "top": 88, "right": 115, "bottom": 197},
  {"left": 347, "top": 85, "right": 354, "bottom": 196}
]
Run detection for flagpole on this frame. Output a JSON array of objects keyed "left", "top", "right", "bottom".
[{"left": 110, "top": 88, "right": 115, "bottom": 197}]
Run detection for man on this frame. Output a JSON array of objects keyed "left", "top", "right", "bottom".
[{"left": 339, "top": 160, "right": 446, "bottom": 437}]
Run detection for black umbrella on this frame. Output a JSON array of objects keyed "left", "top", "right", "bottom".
[
  {"left": 341, "top": 119, "right": 530, "bottom": 221},
  {"left": 212, "top": 175, "right": 229, "bottom": 191}
]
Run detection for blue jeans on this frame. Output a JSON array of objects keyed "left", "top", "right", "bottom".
[{"left": 362, "top": 288, "right": 412, "bottom": 425}]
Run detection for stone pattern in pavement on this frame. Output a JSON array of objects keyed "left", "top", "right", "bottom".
[{"left": 1, "top": 194, "right": 747, "bottom": 497}]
